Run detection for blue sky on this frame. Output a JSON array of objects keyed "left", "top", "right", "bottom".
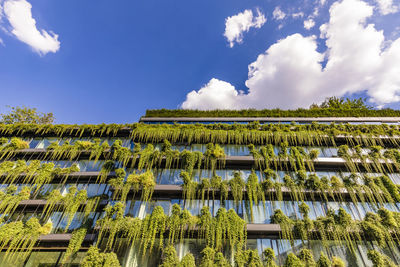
[{"left": 1, "top": 0, "right": 400, "bottom": 123}]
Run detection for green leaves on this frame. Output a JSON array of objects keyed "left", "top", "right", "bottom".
[
  {"left": 81, "top": 246, "right": 121, "bottom": 267},
  {"left": 62, "top": 227, "right": 87, "bottom": 264},
  {"left": 0, "top": 106, "right": 55, "bottom": 125},
  {"left": 0, "top": 218, "right": 52, "bottom": 262}
]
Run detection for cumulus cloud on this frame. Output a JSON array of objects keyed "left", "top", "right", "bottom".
[
  {"left": 223, "top": 9, "right": 266, "bottom": 48},
  {"left": 303, "top": 19, "right": 315, "bottom": 30},
  {"left": 181, "top": 0, "right": 400, "bottom": 109},
  {"left": 181, "top": 78, "right": 243, "bottom": 109},
  {"left": 3, "top": 0, "right": 60, "bottom": 55},
  {"left": 272, "top": 7, "right": 286, "bottom": 20},
  {"left": 375, "top": 0, "right": 398, "bottom": 15}
]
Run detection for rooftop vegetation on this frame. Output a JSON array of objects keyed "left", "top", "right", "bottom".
[{"left": 145, "top": 97, "right": 400, "bottom": 117}]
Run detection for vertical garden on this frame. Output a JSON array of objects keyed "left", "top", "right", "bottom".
[{"left": 1, "top": 112, "right": 400, "bottom": 266}]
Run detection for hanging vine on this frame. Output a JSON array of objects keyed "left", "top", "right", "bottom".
[
  {"left": 0, "top": 185, "right": 30, "bottom": 218},
  {"left": 0, "top": 218, "right": 52, "bottom": 262},
  {"left": 0, "top": 160, "right": 79, "bottom": 189},
  {"left": 62, "top": 227, "right": 87, "bottom": 264},
  {"left": 81, "top": 246, "right": 121, "bottom": 267},
  {"left": 43, "top": 186, "right": 95, "bottom": 232},
  {"left": 229, "top": 171, "right": 245, "bottom": 209},
  {"left": 246, "top": 170, "right": 265, "bottom": 222}
]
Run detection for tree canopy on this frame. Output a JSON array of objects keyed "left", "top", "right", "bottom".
[
  {"left": 0, "top": 106, "right": 55, "bottom": 124},
  {"left": 310, "top": 96, "right": 371, "bottom": 109}
]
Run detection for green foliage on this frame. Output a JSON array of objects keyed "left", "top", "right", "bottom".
[
  {"left": 199, "top": 247, "right": 231, "bottom": 267},
  {"left": 235, "top": 249, "right": 263, "bottom": 267},
  {"left": 98, "top": 205, "right": 245, "bottom": 256},
  {"left": 316, "top": 252, "right": 331, "bottom": 267},
  {"left": 181, "top": 171, "right": 198, "bottom": 203},
  {"left": 81, "top": 246, "right": 121, "bottom": 267},
  {"left": 62, "top": 227, "right": 87, "bottom": 264},
  {"left": 298, "top": 249, "right": 316, "bottom": 267},
  {"left": 0, "top": 137, "right": 30, "bottom": 159},
  {"left": 0, "top": 106, "right": 55, "bottom": 124},
  {"left": 0, "top": 218, "right": 52, "bottom": 262},
  {"left": 199, "top": 247, "right": 216, "bottom": 267},
  {"left": 199, "top": 177, "right": 214, "bottom": 204},
  {"left": 167, "top": 204, "right": 197, "bottom": 245},
  {"left": 0, "top": 185, "right": 30, "bottom": 219},
  {"left": 110, "top": 170, "right": 156, "bottom": 203},
  {"left": 180, "top": 150, "right": 203, "bottom": 175},
  {"left": 367, "top": 250, "right": 398, "bottom": 267},
  {"left": 140, "top": 205, "right": 168, "bottom": 255},
  {"left": 204, "top": 143, "right": 226, "bottom": 172},
  {"left": 98, "top": 160, "right": 115, "bottom": 183},
  {"left": 246, "top": 170, "right": 265, "bottom": 221},
  {"left": 3, "top": 114, "right": 400, "bottom": 265},
  {"left": 331, "top": 256, "right": 345, "bottom": 267},
  {"left": 180, "top": 253, "right": 196, "bottom": 267},
  {"left": 159, "top": 246, "right": 196, "bottom": 267},
  {"left": 311, "top": 96, "right": 371, "bottom": 109},
  {"left": 96, "top": 203, "right": 141, "bottom": 251},
  {"left": 215, "top": 252, "right": 231, "bottom": 267},
  {"left": 2, "top": 123, "right": 400, "bottom": 149},
  {"left": 250, "top": 144, "right": 317, "bottom": 172},
  {"left": 211, "top": 207, "right": 246, "bottom": 251},
  {"left": 263, "top": 248, "right": 277, "bottom": 267},
  {"left": 0, "top": 160, "right": 78, "bottom": 189},
  {"left": 308, "top": 149, "right": 320, "bottom": 160},
  {"left": 270, "top": 207, "right": 400, "bottom": 252},
  {"left": 43, "top": 186, "right": 92, "bottom": 232},
  {"left": 270, "top": 209, "right": 294, "bottom": 242},
  {"left": 229, "top": 171, "right": 245, "bottom": 208},
  {"left": 159, "top": 245, "right": 179, "bottom": 267},
  {"left": 144, "top": 97, "right": 396, "bottom": 117},
  {"left": 284, "top": 253, "right": 305, "bottom": 267}
]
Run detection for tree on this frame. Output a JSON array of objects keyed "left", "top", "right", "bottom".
[
  {"left": 0, "top": 106, "right": 55, "bottom": 124},
  {"left": 310, "top": 96, "right": 371, "bottom": 110}
]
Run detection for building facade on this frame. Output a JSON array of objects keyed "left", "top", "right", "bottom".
[{"left": 1, "top": 114, "right": 400, "bottom": 266}]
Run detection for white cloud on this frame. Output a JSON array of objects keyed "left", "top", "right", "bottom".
[
  {"left": 303, "top": 19, "right": 315, "bottom": 30},
  {"left": 273, "top": 7, "right": 286, "bottom": 20},
  {"left": 181, "top": 78, "right": 242, "bottom": 109},
  {"left": 181, "top": 0, "right": 400, "bottom": 109},
  {"left": 223, "top": 9, "right": 266, "bottom": 48},
  {"left": 375, "top": 0, "right": 398, "bottom": 15},
  {"left": 3, "top": 0, "right": 60, "bottom": 55}
]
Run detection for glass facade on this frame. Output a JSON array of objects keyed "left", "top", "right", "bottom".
[{"left": 1, "top": 118, "right": 400, "bottom": 266}]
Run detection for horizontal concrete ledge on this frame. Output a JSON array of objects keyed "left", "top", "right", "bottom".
[
  {"left": 36, "top": 226, "right": 283, "bottom": 244},
  {"left": 0, "top": 171, "right": 108, "bottom": 184},
  {"left": 246, "top": 223, "right": 281, "bottom": 238},
  {"left": 2, "top": 152, "right": 397, "bottom": 171},
  {"left": 18, "top": 222, "right": 396, "bottom": 247},
  {"left": 6, "top": 182, "right": 394, "bottom": 209},
  {"left": 140, "top": 117, "right": 400, "bottom": 123},
  {"left": 3, "top": 222, "right": 397, "bottom": 250},
  {"left": 0, "top": 234, "right": 97, "bottom": 251},
  {"left": 2, "top": 134, "right": 400, "bottom": 149},
  {"left": 38, "top": 233, "right": 97, "bottom": 243},
  {"left": 6, "top": 199, "right": 108, "bottom": 211},
  {"left": 132, "top": 184, "right": 392, "bottom": 202}
]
